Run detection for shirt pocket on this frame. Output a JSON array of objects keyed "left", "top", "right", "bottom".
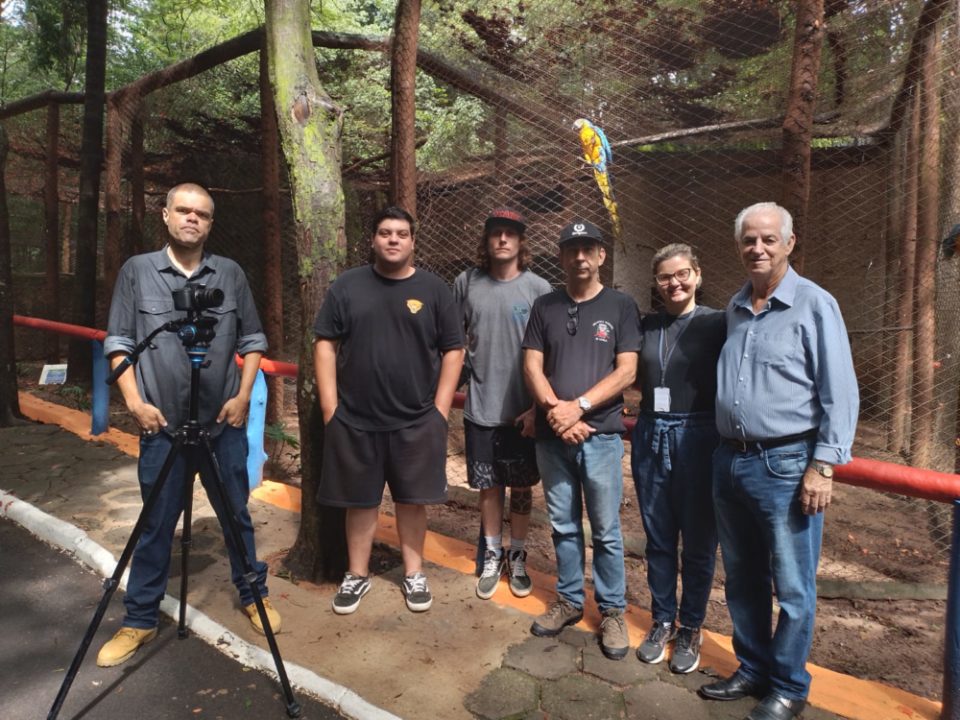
[
  {"left": 138, "top": 296, "right": 175, "bottom": 336},
  {"left": 205, "top": 300, "right": 239, "bottom": 346},
  {"left": 755, "top": 325, "right": 801, "bottom": 367}
]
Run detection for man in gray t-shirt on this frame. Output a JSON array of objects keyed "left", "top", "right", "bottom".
[{"left": 453, "top": 208, "right": 551, "bottom": 601}]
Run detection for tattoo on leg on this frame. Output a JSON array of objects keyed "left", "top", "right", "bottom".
[{"left": 510, "top": 488, "right": 533, "bottom": 516}]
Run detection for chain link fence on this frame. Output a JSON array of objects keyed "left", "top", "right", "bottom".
[{"left": 7, "top": 2, "right": 960, "bottom": 596}]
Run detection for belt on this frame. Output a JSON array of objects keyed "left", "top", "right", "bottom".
[{"left": 722, "top": 430, "right": 817, "bottom": 454}]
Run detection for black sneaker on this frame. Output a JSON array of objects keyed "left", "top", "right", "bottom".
[
  {"left": 507, "top": 548, "right": 532, "bottom": 598},
  {"left": 476, "top": 550, "right": 504, "bottom": 600},
  {"left": 669, "top": 626, "right": 701, "bottom": 674},
  {"left": 402, "top": 571, "right": 433, "bottom": 612},
  {"left": 637, "top": 620, "right": 676, "bottom": 664},
  {"left": 332, "top": 572, "right": 371, "bottom": 615}
]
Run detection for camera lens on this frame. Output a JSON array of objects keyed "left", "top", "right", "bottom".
[{"left": 194, "top": 288, "right": 224, "bottom": 309}]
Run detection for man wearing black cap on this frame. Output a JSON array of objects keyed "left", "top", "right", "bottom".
[
  {"left": 453, "top": 209, "right": 551, "bottom": 601},
  {"left": 522, "top": 220, "right": 640, "bottom": 660}
]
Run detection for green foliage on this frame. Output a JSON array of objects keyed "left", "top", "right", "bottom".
[
  {"left": 58, "top": 384, "right": 90, "bottom": 411},
  {"left": 265, "top": 421, "right": 299, "bottom": 450}
]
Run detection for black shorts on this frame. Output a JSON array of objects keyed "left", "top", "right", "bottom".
[
  {"left": 464, "top": 419, "right": 540, "bottom": 491},
  {"left": 318, "top": 409, "right": 449, "bottom": 507}
]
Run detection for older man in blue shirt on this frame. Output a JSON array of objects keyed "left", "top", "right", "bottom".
[{"left": 698, "top": 202, "right": 858, "bottom": 720}]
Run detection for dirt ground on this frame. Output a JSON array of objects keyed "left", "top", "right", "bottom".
[{"left": 19, "top": 373, "right": 947, "bottom": 702}]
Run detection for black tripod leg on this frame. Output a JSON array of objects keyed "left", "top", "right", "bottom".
[
  {"left": 198, "top": 434, "right": 301, "bottom": 719},
  {"left": 178, "top": 452, "right": 196, "bottom": 639},
  {"left": 48, "top": 434, "right": 186, "bottom": 720}
]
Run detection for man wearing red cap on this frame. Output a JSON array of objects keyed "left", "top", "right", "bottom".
[{"left": 454, "top": 208, "right": 551, "bottom": 601}]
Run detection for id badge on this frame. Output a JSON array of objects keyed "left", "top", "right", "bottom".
[{"left": 654, "top": 386, "right": 671, "bottom": 413}]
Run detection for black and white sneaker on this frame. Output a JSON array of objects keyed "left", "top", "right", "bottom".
[
  {"left": 402, "top": 571, "right": 433, "bottom": 612},
  {"left": 332, "top": 572, "right": 371, "bottom": 615},
  {"left": 507, "top": 548, "right": 533, "bottom": 598},
  {"left": 476, "top": 550, "right": 504, "bottom": 599}
]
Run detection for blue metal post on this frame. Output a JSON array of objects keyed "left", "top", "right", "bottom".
[
  {"left": 246, "top": 369, "right": 268, "bottom": 489},
  {"left": 90, "top": 340, "right": 109, "bottom": 435},
  {"left": 945, "top": 499, "right": 960, "bottom": 719}
]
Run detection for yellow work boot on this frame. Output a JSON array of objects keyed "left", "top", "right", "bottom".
[
  {"left": 96, "top": 626, "right": 158, "bottom": 667},
  {"left": 243, "top": 597, "right": 281, "bottom": 635}
]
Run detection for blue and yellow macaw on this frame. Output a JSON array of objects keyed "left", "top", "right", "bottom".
[{"left": 574, "top": 118, "right": 623, "bottom": 252}]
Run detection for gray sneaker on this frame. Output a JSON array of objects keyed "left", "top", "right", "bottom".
[
  {"left": 402, "top": 571, "right": 433, "bottom": 612},
  {"left": 507, "top": 549, "right": 532, "bottom": 597},
  {"left": 599, "top": 609, "right": 629, "bottom": 660},
  {"left": 476, "top": 550, "right": 504, "bottom": 600},
  {"left": 669, "top": 626, "right": 701, "bottom": 674},
  {"left": 332, "top": 572, "right": 371, "bottom": 615},
  {"left": 530, "top": 599, "right": 583, "bottom": 637},
  {"left": 637, "top": 620, "right": 676, "bottom": 664}
]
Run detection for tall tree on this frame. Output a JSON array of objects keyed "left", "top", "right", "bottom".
[
  {"left": 390, "top": 0, "right": 420, "bottom": 215},
  {"left": 780, "top": 0, "right": 825, "bottom": 263},
  {"left": 66, "top": 0, "right": 107, "bottom": 382},
  {"left": 0, "top": 123, "right": 22, "bottom": 426},
  {"left": 265, "top": 0, "right": 348, "bottom": 582}
]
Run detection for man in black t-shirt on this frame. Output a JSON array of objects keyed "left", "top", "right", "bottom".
[
  {"left": 522, "top": 220, "right": 640, "bottom": 660},
  {"left": 314, "top": 206, "right": 464, "bottom": 615}
]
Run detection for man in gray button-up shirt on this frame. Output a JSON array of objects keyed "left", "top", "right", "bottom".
[
  {"left": 97, "top": 183, "right": 280, "bottom": 668},
  {"left": 699, "top": 202, "right": 858, "bottom": 720}
]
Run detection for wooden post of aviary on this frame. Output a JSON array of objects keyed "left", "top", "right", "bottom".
[
  {"left": 780, "top": 0, "right": 825, "bottom": 270},
  {"left": 44, "top": 101, "right": 60, "bottom": 361},
  {"left": 390, "top": 0, "right": 421, "bottom": 216}
]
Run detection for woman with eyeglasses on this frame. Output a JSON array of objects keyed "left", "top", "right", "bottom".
[{"left": 632, "top": 243, "right": 726, "bottom": 675}]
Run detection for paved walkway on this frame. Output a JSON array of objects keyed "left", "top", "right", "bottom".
[{"left": 0, "top": 393, "right": 942, "bottom": 720}]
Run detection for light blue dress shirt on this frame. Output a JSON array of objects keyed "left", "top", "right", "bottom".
[{"left": 715, "top": 266, "right": 859, "bottom": 464}]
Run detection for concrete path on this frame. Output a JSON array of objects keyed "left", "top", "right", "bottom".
[{"left": 0, "top": 393, "right": 942, "bottom": 720}]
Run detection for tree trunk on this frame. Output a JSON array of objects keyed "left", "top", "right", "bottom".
[
  {"left": 265, "top": 0, "right": 347, "bottom": 583},
  {"left": 67, "top": 0, "right": 108, "bottom": 383},
  {"left": 260, "top": 45, "right": 285, "bottom": 426},
  {"left": 390, "top": 0, "right": 420, "bottom": 215},
  {"left": 130, "top": 102, "right": 146, "bottom": 256},
  {"left": 910, "top": 28, "right": 941, "bottom": 470},
  {"left": 102, "top": 94, "right": 130, "bottom": 310},
  {"left": 44, "top": 101, "right": 60, "bottom": 362},
  {"left": 0, "top": 124, "right": 22, "bottom": 425},
  {"left": 889, "top": 96, "right": 920, "bottom": 455},
  {"left": 780, "top": 0, "right": 824, "bottom": 267}
]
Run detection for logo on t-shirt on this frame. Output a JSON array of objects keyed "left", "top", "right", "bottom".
[
  {"left": 512, "top": 304, "right": 530, "bottom": 326},
  {"left": 406, "top": 299, "right": 424, "bottom": 314},
  {"left": 593, "top": 320, "right": 613, "bottom": 342}
]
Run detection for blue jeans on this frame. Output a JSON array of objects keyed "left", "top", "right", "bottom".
[
  {"left": 123, "top": 425, "right": 269, "bottom": 629},
  {"left": 535, "top": 433, "right": 626, "bottom": 613},
  {"left": 631, "top": 412, "right": 718, "bottom": 628},
  {"left": 712, "top": 438, "right": 821, "bottom": 700}
]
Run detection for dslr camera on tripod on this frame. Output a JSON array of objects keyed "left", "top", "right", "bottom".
[{"left": 172, "top": 282, "right": 224, "bottom": 312}]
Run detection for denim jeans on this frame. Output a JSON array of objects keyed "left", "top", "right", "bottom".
[
  {"left": 712, "top": 438, "right": 821, "bottom": 700},
  {"left": 123, "top": 425, "right": 269, "bottom": 629},
  {"left": 631, "top": 411, "right": 718, "bottom": 629},
  {"left": 535, "top": 433, "right": 626, "bottom": 613}
]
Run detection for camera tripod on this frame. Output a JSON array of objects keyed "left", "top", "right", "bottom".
[{"left": 48, "top": 311, "right": 300, "bottom": 719}]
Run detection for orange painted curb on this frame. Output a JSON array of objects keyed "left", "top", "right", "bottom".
[{"left": 16, "top": 391, "right": 942, "bottom": 720}]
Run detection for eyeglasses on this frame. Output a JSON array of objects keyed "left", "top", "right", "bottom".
[
  {"left": 654, "top": 267, "right": 694, "bottom": 286},
  {"left": 566, "top": 304, "right": 579, "bottom": 335}
]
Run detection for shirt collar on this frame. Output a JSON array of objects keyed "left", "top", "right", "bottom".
[
  {"left": 152, "top": 246, "right": 217, "bottom": 279},
  {"left": 732, "top": 264, "right": 798, "bottom": 311}
]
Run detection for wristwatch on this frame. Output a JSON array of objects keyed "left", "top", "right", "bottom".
[
  {"left": 577, "top": 396, "right": 592, "bottom": 412},
  {"left": 813, "top": 461, "right": 834, "bottom": 479}
]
